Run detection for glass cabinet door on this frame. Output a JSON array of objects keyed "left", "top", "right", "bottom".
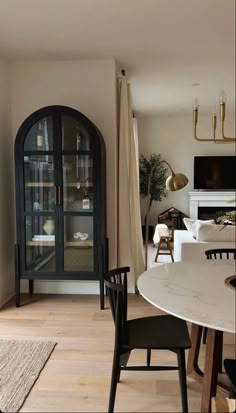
[
  {"left": 25, "top": 215, "right": 56, "bottom": 272},
  {"left": 63, "top": 216, "right": 94, "bottom": 272},
  {"left": 61, "top": 115, "right": 94, "bottom": 273},
  {"left": 62, "top": 115, "right": 90, "bottom": 151},
  {"left": 23, "top": 116, "right": 56, "bottom": 272},
  {"left": 62, "top": 154, "right": 94, "bottom": 272},
  {"left": 63, "top": 155, "right": 93, "bottom": 212},
  {"left": 24, "top": 117, "right": 53, "bottom": 151},
  {"left": 24, "top": 155, "right": 55, "bottom": 212}
]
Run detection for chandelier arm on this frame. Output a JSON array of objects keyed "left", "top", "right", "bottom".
[
  {"left": 219, "top": 101, "right": 236, "bottom": 141},
  {"left": 193, "top": 108, "right": 235, "bottom": 143},
  {"left": 193, "top": 109, "right": 217, "bottom": 142},
  {"left": 222, "top": 136, "right": 236, "bottom": 141},
  {"left": 194, "top": 123, "right": 228, "bottom": 143},
  {"left": 212, "top": 140, "right": 233, "bottom": 144},
  {"left": 221, "top": 121, "right": 236, "bottom": 141}
]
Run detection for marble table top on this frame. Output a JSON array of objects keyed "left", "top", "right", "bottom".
[{"left": 137, "top": 260, "right": 235, "bottom": 333}]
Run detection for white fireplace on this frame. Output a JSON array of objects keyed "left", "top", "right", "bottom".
[{"left": 188, "top": 191, "right": 236, "bottom": 219}]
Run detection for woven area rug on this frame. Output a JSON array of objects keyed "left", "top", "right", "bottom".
[{"left": 0, "top": 339, "right": 56, "bottom": 413}]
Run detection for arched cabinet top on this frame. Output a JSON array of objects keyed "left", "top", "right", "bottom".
[{"left": 14, "top": 105, "right": 105, "bottom": 155}]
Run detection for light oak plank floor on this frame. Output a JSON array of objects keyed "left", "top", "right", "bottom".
[{"left": 0, "top": 245, "right": 234, "bottom": 412}]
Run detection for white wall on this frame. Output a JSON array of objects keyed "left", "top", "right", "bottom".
[
  {"left": 10, "top": 59, "right": 118, "bottom": 294},
  {"left": 138, "top": 113, "right": 235, "bottom": 226},
  {"left": 0, "top": 57, "right": 15, "bottom": 306}
]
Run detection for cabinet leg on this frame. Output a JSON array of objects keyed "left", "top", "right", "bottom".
[
  {"left": 15, "top": 243, "right": 20, "bottom": 307},
  {"left": 15, "top": 277, "right": 20, "bottom": 307},
  {"left": 16, "top": 293, "right": 20, "bottom": 307},
  {"left": 100, "top": 279, "right": 104, "bottom": 310},
  {"left": 29, "top": 280, "right": 34, "bottom": 295}
]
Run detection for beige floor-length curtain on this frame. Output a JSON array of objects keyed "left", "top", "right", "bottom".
[{"left": 117, "top": 74, "right": 145, "bottom": 292}]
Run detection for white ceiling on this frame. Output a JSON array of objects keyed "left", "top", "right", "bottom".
[{"left": 0, "top": 0, "right": 235, "bottom": 116}]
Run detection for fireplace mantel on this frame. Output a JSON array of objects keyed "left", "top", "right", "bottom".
[{"left": 188, "top": 191, "right": 236, "bottom": 219}]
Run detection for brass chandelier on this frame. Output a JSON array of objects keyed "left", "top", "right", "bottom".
[{"left": 193, "top": 90, "right": 236, "bottom": 143}]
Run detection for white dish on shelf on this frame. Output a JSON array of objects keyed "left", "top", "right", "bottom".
[
  {"left": 73, "top": 232, "right": 88, "bottom": 241},
  {"left": 80, "top": 233, "right": 88, "bottom": 241}
]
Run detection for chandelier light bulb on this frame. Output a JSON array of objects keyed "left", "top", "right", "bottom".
[
  {"left": 211, "top": 106, "right": 217, "bottom": 116},
  {"left": 192, "top": 97, "right": 199, "bottom": 110},
  {"left": 219, "top": 89, "right": 226, "bottom": 104}
]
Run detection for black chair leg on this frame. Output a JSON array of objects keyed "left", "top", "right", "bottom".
[
  {"left": 202, "top": 327, "right": 208, "bottom": 344},
  {"left": 147, "top": 349, "right": 151, "bottom": 367},
  {"left": 118, "top": 351, "right": 131, "bottom": 382},
  {"left": 108, "top": 352, "right": 120, "bottom": 413},
  {"left": 116, "top": 367, "right": 121, "bottom": 383},
  {"left": 177, "top": 349, "right": 188, "bottom": 413}
]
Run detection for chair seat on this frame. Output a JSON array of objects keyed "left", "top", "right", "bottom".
[{"left": 125, "top": 314, "right": 191, "bottom": 350}]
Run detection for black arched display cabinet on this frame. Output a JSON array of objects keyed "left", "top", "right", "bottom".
[{"left": 14, "top": 105, "right": 107, "bottom": 309}]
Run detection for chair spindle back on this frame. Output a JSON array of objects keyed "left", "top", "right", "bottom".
[
  {"left": 205, "top": 248, "right": 236, "bottom": 260},
  {"left": 104, "top": 267, "right": 130, "bottom": 336}
]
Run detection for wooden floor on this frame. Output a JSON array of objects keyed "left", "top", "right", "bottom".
[{"left": 0, "top": 244, "right": 234, "bottom": 412}]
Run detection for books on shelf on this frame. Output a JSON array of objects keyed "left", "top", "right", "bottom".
[{"left": 32, "top": 235, "right": 55, "bottom": 241}]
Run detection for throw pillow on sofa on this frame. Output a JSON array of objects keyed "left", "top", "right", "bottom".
[
  {"left": 183, "top": 218, "right": 215, "bottom": 239},
  {"left": 196, "top": 222, "right": 236, "bottom": 242}
]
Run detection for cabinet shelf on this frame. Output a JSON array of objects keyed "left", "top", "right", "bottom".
[
  {"left": 25, "top": 182, "right": 54, "bottom": 187},
  {"left": 25, "top": 182, "right": 93, "bottom": 188},
  {"left": 66, "top": 182, "right": 93, "bottom": 188},
  {"left": 27, "top": 240, "right": 93, "bottom": 247},
  {"left": 27, "top": 241, "right": 55, "bottom": 246},
  {"left": 65, "top": 241, "right": 93, "bottom": 247}
]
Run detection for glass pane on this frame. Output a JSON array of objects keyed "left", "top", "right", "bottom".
[
  {"left": 24, "top": 155, "right": 55, "bottom": 212},
  {"left": 25, "top": 215, "right": 55, "bottom": 272},
  {"left": 24, "top": 117, "right": 53, "bottom": 151},
  {"left": 63, "top": 216, "right": 94, "bottom": 271},
  {"left": 63, "top": 155, "right": 93, "bottom": 212},
  {"left": 62, "top": 115, "right": 90, "bottom": 151}
]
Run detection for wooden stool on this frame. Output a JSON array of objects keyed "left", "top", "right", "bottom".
[{"left": 154, "top": 227, "right": 174, "bottom": 262}]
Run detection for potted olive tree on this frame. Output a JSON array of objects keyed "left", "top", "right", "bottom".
[{"left": 139, "top": 153, "right": 168, "bottom": 269}]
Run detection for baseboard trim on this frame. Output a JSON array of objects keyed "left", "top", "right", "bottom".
[{"left": 21, "top": 280, "right": 100, "bottom": 294}]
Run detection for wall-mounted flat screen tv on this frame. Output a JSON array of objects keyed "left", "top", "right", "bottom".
[{"left": 194, "top": 156, "right": 236, "bottom": 190}]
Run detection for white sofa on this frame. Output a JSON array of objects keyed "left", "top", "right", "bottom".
[{"left": 174, "top": 222, "right": 236, "bottom": 262}]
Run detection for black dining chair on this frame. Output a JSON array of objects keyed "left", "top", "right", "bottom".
[
  {"left": 104, "top": 266, "right": 191, "bottom": 413},
  {"left": 224, "top": 359, "right": 236, "bottom": 399},
  {"left": 203, "top": 248, "right": 236, "bottom": 345},
  {"left": 202, "top": 248, "right": 236, "bottom": 375},
  {"left": 212, "top": 359, "right": 236, "bottom": 412}
]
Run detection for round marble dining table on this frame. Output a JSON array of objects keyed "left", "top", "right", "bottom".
[{"left": 137, "top": 260, "right": 236, "bottom": 413}]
